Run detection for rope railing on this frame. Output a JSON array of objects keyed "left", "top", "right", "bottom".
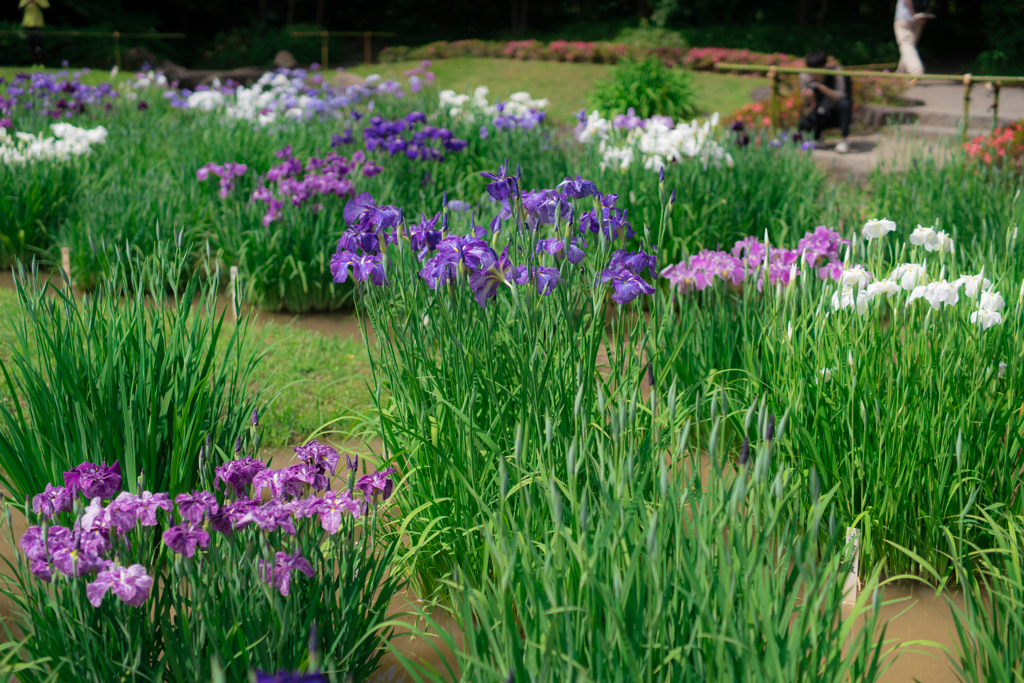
[
  {"left": 714, "top": 62, "right": 1024, "bottom": 134},
  {"left": 0, "top": 30, "right": 186, "bottom": 70},
  {"left": 289, "top": 31, "right": 397, "bottom": 67}
]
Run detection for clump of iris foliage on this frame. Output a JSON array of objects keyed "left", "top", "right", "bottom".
[
  {"left": 328, "top": 158, "right": 1024, "bottom": 679},
  {"left": 0, "top": 254, "right": 402, "bottom": 680}
]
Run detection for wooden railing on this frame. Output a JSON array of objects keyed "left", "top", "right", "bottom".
[
  {"left": 714, "top": 62, "right": 1024, "bottom": 134},
  {"left": 289, "top": 31, "right": 397, "bottom": 68}
]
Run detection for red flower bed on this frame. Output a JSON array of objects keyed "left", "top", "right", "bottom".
[{"left": 963, "top": 122, "right": 1024, "bottom": 170}]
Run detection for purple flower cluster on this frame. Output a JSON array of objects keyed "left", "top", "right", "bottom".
[
  {"left": 251, "top": 146, "right": 374, "bottom": 227},
  {"left": 402, "top": 61, "right": 436, "bottom": 94},
  {"left": 21, "top": 460, "right": 160, "bottom": 609},
  {"left": 492, "top": 101, "right": 546, "bottom": 131},
  {"left": 20, "top": 439, "right": 398, "bottom": 602},
  {"left": 660, "top": 226, "right": 851, "bottom": 292},
  {"left": 0, "top": 71, "right": 118, "bottom": 119},
  {"left": 363, "top": 112, "right": 467, "bottom": 161},
  {"left": 331, "top": 167, "right": 665, "bottom": 308},
  {"left": 197, "top": 161, "right": 248, "bottom": 198},
  {"left": 610, "top": 107, "right": 673, "bottom": 132},
  {"left": 161, "top": 440, "right": 395, "bottom": 595}
]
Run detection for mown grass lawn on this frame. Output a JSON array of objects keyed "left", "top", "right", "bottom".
[{"left": 351, "top": 58, "right": 765, "bottom": 123}]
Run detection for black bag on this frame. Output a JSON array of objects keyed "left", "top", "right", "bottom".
[{"left": 912, "top": 0, "right": 930, "bottom": 12}]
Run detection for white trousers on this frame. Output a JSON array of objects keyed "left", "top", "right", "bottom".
[{"left": 894, "top": 19, "right": 924, "bottom": 76}]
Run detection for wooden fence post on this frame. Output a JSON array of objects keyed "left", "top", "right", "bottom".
[
  {"left": 992, "top": 80, "right": 1001, "bottom": 132},
  {"left": 60, "top": 247, "right": 71, "bottom": 292},
  {"left": 364, "top": 31, "right": 372, "bottom": 65},
  {"left": 962, "top": 73, "right": 973, "bottom": 136},
  {"left": 321, "top": 30, "right": 329, "bottom": 69},
  {"left": 768, "top": 66, "right": 778, "bottom": 131},
  {"left": 229, "top": 266, "right": 239, "bottom": 319}
]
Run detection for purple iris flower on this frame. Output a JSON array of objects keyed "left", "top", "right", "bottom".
[
  {"left": 235, "top": 500, "right": 298, "bottom": 535},
  {"left": 331, "top": 128, "right": 355, "bottom": 147},
  {"left": 256, "top": 671, "right": 326, "bottom": 683},
  {"left": 556, "top": 175, "right": 598, "bottom": 199},
  {"left": 567, "top": 237, "right": 587, "bottom": 265},
  {"left": 533, "top": 267, "right": 561, "bottom": 296},
  {"left": 215, "top": 458, "right": 267, "bottom": 497},
  {"left": 600, "top": 266, "right": 656, "bottom": 305},
  {"left": 175, "top": 491, "right": 218, "bottom": 525},
  {"left": 536, "top": 238, "right": 564, "bottom": 256},
  {"left": 522, "top": 190, "right": 570, "bottom": 229},
  {"left": 331, "top": 251, "right": 388, "bottom": 286},
  {"left": 86, "top": 564, "right": 153, "bottom": 608},
  {"left": 131, "top": 491, "right": 172, "bottom": 526},
  {"left": 163, "top": 523, "right": 210, "bottom": 558},
  {"left": 294, "top": 440, "right": 340, "bottom": 475},
  {"left": 406, "top": 212, "right": 443, "bottom": 253},
  {"left": 64, "top": 461, "right": 122, "bottom": 500},
  {"left": 259, "top": 551, "right": 315, "bottom": 597},
  {"left": 252, "top": 468, "right": 306, "bottom": 501},
  {"left": 468, "top": 246, "right": 526, "bottom": 308},
  {"left": 448, "top": 200, "right": 471, "bottom": 212},
  {"left": 20, "top": 525, "right": 72, "bottom": 563},
  {"left": 356, "top": 467, "right": 398, "bottom": 502},
  {"left": 211, "top": 498, "right": 260, "bottom": 534},
  {"left": 608, "top": 248, "right": 658, "bottom": 280},
  {"left": 315, "top": 490, "right": 363, "bottom": 534},
  {"left": 32, "top": 483, "right": 72, "bottom": 519},
  {"left": 480, "top": 161, "right": 518, "bottom": 201}
]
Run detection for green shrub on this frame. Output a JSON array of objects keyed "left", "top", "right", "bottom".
[{"left": 587, "top": 56, "right": 696, "bottom": 119}]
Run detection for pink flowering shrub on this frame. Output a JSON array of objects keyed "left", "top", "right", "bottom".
[{"left": 963, "top": 121, "right": 1024, "bottom": 170}]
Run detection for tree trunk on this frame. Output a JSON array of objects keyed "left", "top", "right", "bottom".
[
  {"left": 286, "top": 0, "right": 296, "bottom": 26},
  {"left": 316, "top": 0, "right": 324, "bottom": 26},
  {"left": 511, "top": 0, "right": 518, "bottom": 34}
]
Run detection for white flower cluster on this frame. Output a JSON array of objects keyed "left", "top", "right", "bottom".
[
  {"left": 437, "top": 87, "right": 549, "bottom": 121},
  {"left": 1, "top": 123, "right": 108, "bottom": 165},
  {"left": 833, "top": 220, "right": 1006, "bottom": 329},
  {"left": 578, "top": 110, "right": 734, "bottom": 173},
  {"left": 132, "top": 70, "right": 169, "bottom": 89}
]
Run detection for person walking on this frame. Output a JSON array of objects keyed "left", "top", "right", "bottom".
[
  {"left": 894, "top": 0, "right": 926, "bottom": 79},
  {"left": 19, "top": 0, "right": 50, "bottom": 65}
]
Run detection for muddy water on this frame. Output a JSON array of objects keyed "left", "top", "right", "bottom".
[{"left": 0, "top": 275, "right": 964, "bottom": 681}]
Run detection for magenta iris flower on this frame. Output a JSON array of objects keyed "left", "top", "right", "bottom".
[
  {"left": 259, "top": 551, "right": 315, "bottom": 597},
  {"left": 234, "top": 500, "right": 298, "bottom": 535},
  {"left": 32, "top": 483, "right": 72, "bottom": 519},
  {"left": 356, "top": 467, "right": 398, "bottom": 502},
  {"left": 163, "top": 523, "right": 210, "bottom": 558},
  {"left": 175, "top": 491, "right": 218, "bottom": 525},
  {"left": 215, "top": 457, "right": 267, "bottom": 497},
  {"left": 64, "top": 461, "right": 122, "bottom": 500},
  {"left": 315, "top": 490, "right": 363, "bottom": 534},
  {"left": 86, "top": 564, "right": 153, "bottom": 608},
  {"left": 294, "top": 440, "right": 341, "bottom": 475}
]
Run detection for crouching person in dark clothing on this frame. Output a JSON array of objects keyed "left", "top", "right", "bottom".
[{"left": 798, "top": 49, "right": 852, "bottom": 153}]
